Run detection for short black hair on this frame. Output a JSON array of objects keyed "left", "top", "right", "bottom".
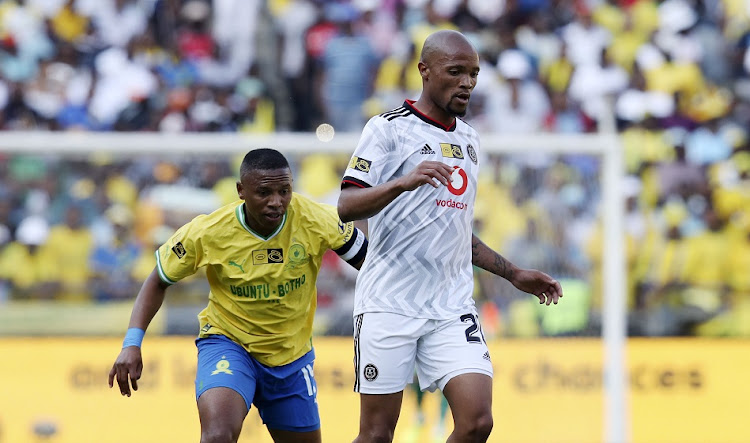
[{"left": 240, "top": 148, "right": 290, "bottom": 176}]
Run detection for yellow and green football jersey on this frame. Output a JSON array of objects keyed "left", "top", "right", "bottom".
[{"left": 155, "top": 193, "right": 365, "bottom": 366}]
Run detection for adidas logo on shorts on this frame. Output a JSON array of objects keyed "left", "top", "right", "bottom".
[
  {"left": 420, "top": 144, "right": 435, "bottom": 155},
  {"left": 482, "top": 351, "right": 491, "bottom": 362}
]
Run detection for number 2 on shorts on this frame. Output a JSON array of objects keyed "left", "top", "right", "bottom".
[{"left": 460, "top": 313, "right": 486, "bottom": 344}]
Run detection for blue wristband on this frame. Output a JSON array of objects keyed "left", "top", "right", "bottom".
[{"left": 122, "top": 328, "right": 145, "bottom": 348}]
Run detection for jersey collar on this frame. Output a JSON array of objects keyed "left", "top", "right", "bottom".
[
  {"left": 403, "top": 99, "right": 457, "bottom": 132},
  {"left": 235, "top": 203, "right": 287, "bottom": 241}
]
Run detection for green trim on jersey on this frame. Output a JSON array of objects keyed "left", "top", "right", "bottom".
[
  {"left": 154, "top": 250, "right": 177, "bottom": 285},
  {"left": 234, "top": 203, "right": 287, "bottom": 241}
]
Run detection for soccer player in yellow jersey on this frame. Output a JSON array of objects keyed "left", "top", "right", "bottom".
[{"left": 109, "top": 149, "right": 368, "bottom": 443}]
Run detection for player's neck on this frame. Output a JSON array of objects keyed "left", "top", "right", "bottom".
[
  {"left": 242, "top": 203, "right": 276, "bottom": 238},
  {"left": 411, "top": 98, "right": 455, "bottom": 128}
]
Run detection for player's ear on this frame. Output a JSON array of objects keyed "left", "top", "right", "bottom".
[
  {"left": 236, "top": 180, "right": 244, "bottom": 199},
  {"left": 418, "top": 61, "right": 429, "bottom": 80}
]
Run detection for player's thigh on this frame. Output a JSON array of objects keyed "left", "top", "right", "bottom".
[
  {"left": 415, "top": 309, "right": 493, "bottom": 392},
  {"left": 442, "top": 372, "right": 493, "bottom": 424},
  {"left": 358, "top": 391, "right": 404, "bottom": 435},
  {"left": 255, "top": 350, "right": 321, "bottom": 435},
  {"left": 195, "top": 335, "right": 256, "bottom": 418},
  {"left": 197, "top": 387, "right": 248, "bottom": 438},
  {"left": 353, "top": 312, "right": 427, "bottom": 394}
]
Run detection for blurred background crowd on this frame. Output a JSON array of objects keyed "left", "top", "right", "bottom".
[{"left": 0, "top": 0, "right": 749, "bottom": 338}]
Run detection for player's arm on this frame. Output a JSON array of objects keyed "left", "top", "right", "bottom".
[
  {"left": 108, "top": 268, "right": 170, "bottom": 397},
  {"left": 471, "top": 234, "right": 563, "bottom": 306},
  {"left": 338, "top": 161, "right": 455, "bottom": 222}
]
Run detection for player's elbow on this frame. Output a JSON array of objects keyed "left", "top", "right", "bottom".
[
  {"left": 337, "top": 189, "right": 358, "bottom": 222},
  {"left": 337, "top": 200, "right": 355, "bottom": 223}
]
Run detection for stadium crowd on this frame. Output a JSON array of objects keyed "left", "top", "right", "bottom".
[{"left": 0, "top": 0, "right": 749, "bottom": 337}]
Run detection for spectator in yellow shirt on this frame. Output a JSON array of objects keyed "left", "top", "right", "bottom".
[
  {"left": 50, "top": 0, "right": 89, "bottom": 43},
  {"left": 39, "top": 205, "right": 93, "bottom": 301},
  {"left": 0, "top": 215, "right": 56, "bottom": 299}
]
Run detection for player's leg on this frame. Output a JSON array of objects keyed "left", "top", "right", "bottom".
[
  {"left": 352, "top": 313, "right": 425, "bottom": 443},
  {"left": 442, "top": 373, "right": 493, "bottom": 442},
  {"left": 416, "top": 309, "right": 494, "bottom": 442},
  {"left": 255, "top": 350, "right": 321, "bottom": 443},
  {"left": 354, "top": 392, "right": 404, "bottom": 443},
  {"left": 195, "top": 335, "right": 255, "bottom": 443},
  {"left": 197, "top": 388, "right": 248, "bottom": 443}
]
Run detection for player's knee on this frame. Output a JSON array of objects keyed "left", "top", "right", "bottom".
[
  {"left": 200, "top": 427, "right": 239, "bottom": 443},
  {"left": 474, "top": 413, "right": 494, "bottom": 439},
  {"left": 454, "top": 412, "right": 493, "bottom": 442}
]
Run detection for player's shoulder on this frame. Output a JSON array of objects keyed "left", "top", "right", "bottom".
[
  {"left": 358, "top": 102, "right": 415, "bottom": 146},
  {"left": 290, "top": 192, "right": 321, "bottom": 209},
  {"left": 209, "top": 200, "right": 242, "bottom": 219},
  {"left": 288, "top": 192, "right": 311, "bottom": 210},
  {"left": 289, "top": 193, "right": 337, "bottom": 220},
  {"left": 288, "top": 193, "right": 340, "bottom": 237},
  {"left": 189, "top": 200, "right": 240, "bottom": 230},
  {"left": 456, "top": 117, "right": 480, "bottom": 137},
  {"left": 376, "top": 104, "right": 414, "bottom": 123}
]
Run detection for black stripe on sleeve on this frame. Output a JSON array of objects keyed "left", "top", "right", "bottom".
[
  {"left": 379, "top": 106, "right": 405, "bottom": 119},
  {"left": 385, "top": 108, "right": 412, "bottom": 121},
  {"left": 346, "top": 238, "right": 367, "bottom": 266},
  {"left": 333, "top": 228, "right": 368, "bottom": 266},
  {"left": 341, "top": 176, "right": 371, "bottom": 189},
  {"left": 334, "top": 228, "right": 358, "bottom": 256}
]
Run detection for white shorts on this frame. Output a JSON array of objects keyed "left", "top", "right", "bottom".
[{"left": 353, "top": 309, "right": 493, "bottom": 394}]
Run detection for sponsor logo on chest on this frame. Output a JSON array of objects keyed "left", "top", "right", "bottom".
[
  {"left": 252, "top": 248, "right": 284, "bottom": 265},
  {"left": 419, "top": 142, "right": 476, "bottom": 165}
]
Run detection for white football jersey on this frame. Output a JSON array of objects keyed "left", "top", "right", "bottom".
[{"left": 342, "top": 100, "right": 481, "bottom": 319}]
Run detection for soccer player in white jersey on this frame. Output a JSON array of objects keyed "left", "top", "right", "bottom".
[
  {"left": 109, "top": 149, "right": 368, "bottom": 443},
  {"left": 338, "top": 30, "right": 563, "bottom": 443}
]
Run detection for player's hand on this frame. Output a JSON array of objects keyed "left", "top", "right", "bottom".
[
  {"left": 398, "top": 161, "right": 455, "bottom": 191},
  {"left": 108, "top": 346, "right": 143, "bottom": 397},
  {"left": 510, "top": 269, "right": 563, "bottom": 306}
]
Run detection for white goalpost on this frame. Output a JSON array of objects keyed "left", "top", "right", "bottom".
[{"left": 0, "top": 130, "right": 628, "bottom": 442}]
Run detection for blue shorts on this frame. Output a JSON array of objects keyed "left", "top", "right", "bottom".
[{"left": 195, "top": 335, "right": 319, "bottom": 432}]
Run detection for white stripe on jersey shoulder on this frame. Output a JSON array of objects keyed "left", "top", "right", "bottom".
[
  {"left": 234, "top": 203, "right": 287, "bottom": 241},
  {"left": 378, "top": 106, "right": 412, "bottom": 121},
  {"left": 154, "top": 250, "right": 177, "bottom": 285}
]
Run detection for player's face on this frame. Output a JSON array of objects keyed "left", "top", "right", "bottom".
[
  {"left": 237, "top": 168, "right": 293, "bottom": 236},
  {"left": 426, "top": 48, "right": 479, "bottom": 117}
]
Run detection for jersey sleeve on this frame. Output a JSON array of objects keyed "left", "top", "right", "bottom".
[
  {"left": 154, "top": 221, "right": 206, "bottom": 285},
  {"left": 319, "top": 203, "right": 368, "bottom": 266},
  {"left": 342, "top": 116, "right": 397, "bottom": 189}
]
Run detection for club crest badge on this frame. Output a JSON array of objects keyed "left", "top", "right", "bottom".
[{"left": 467, "top": 144, "right": 477, "bottom": 164}]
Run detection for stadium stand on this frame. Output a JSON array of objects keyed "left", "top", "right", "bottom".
[{"left": 0, "top": 0, "right": 749, "bottom": 337}]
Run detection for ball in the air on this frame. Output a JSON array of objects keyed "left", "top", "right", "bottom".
[{"left": 316, "top": 123, "right": 335, "bottom": 142}]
